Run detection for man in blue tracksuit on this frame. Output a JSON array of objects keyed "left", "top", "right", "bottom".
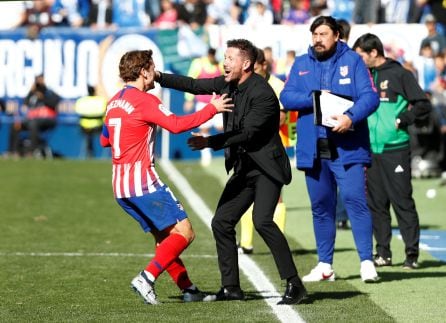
[{"left": 280, "top": 16, "right": 380, "bottom": 282}]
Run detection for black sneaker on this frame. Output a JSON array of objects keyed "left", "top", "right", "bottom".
[
  {"left": 374, "top": 255, "right": 392, "bottom": 267},
  {"left": 214, "top": 287, "right": 245, "bottom": 301},
  {"left": 403, "top": 257, "right": 419, "bottom": 269}
]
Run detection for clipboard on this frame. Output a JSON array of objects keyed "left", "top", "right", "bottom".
[{"left": 313, "top": 90, "right": 353, "bottom": 128}]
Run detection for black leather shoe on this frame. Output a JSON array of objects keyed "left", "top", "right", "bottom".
[
  {"left": 277, "top": 280, "right": 307, "bottom": 305},
  {"left": 214, "top": 287, "right": 245, "bottom": 301}
]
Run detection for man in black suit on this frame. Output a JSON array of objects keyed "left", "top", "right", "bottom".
[{"left": 155, "top": 39, "right": 307, "bottom": 305}]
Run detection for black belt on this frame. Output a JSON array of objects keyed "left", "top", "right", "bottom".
[{"left": 317, "top": 138, "right": 338, "bottom": 160}]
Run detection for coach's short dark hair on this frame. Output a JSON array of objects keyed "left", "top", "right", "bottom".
[
  {"left": 352, "top": 33, "right": 385, "bottom": 57},
  {"left": 227, "top": 39, "right": 258, "bottom": 71}
]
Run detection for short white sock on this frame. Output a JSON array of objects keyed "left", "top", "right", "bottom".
[{"left": 144, "top": 270, "right": 155, "bottom": 283}]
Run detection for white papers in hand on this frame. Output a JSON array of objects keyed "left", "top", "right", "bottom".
[{"left": 313, "top": 91, "right": 353, "bottom": 127}]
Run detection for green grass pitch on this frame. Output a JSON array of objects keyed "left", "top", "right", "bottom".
[{"left": 0, "top": 158, "right": 445, "bottom": 322}]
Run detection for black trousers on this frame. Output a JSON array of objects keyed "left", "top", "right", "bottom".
[
  {"left": 211, "top": 167, "right": 297, "bottom": 287},
  {"left": 366, "top": 148, "right": 420, "bottom": 259}
]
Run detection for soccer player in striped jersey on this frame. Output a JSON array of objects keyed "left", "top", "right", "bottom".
[{"left": 100, "top": 49, "right": 233, "bottom": 304}]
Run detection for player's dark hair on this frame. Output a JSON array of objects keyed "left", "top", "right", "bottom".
[
  {"left": 310, "top": 16, "right": 341, "bottom": 37},
  {"left": 227, "top": 39, "right": 258, "bottom": 71},
  {"left": 119, "top": 50, "right": 153, "bottom": 82},
  {"left": 352, "top": 33, "right": 385, "bottom": 57}
]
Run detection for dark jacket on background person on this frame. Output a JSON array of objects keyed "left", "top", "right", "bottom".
[{"left": 368, "top": 58, "right": 432, "bottom": 153}]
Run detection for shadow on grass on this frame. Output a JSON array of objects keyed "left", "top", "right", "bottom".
[
  {"left": 165, "top": 289, "right": 365, "bottom": 304},
  {"left": 343, "top": 263, "right": 446, "bottom": 282},
  {"left": 286, "top": 206, "right": 312, "bottom": 212},
  {"left": 287, "top": 247, "right": 355, "bottom": 256},
  {"left": 376, "top": 270, "right": 446, "bottom": 282},
  {"left": 390, "top": 224, "right": 442, "bottom": 230},
  {"left": 301, "top": 290, "right": 363, "bottom": 303}
]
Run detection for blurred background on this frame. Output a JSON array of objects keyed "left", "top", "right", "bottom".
[{"left": 0, "top": 0, "right": 445, "bottom": 182}]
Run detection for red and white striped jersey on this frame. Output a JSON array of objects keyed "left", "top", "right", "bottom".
[{"left": 100, "top": 86, "right": 217, "bottom": 198}]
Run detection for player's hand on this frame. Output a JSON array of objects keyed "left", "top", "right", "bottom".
[
  {"left": 210, "top": 92, "right": 233, "bottom": 113},
  {"left": 331, "top": 114, "right": 353, "bottom": 133},
  {"left": 187, "top": 132, "right": 209, "bottom": 150}
]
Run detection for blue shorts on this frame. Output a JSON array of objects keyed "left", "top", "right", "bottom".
[{"left": 116, "top": 185, "right": 187, "bottom": 233}]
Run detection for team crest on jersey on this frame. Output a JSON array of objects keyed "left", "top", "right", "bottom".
[
  {"left": 380, "top": 80, "right": 389, "bottom": 90},
  {"left": 340, "top": 66, "right": 349, "bottom": 77},
  {"left": 158, "top": 104, "right": 173, "bottom": 116}
]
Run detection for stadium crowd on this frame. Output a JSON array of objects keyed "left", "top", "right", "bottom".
[
  {"left": 0, "top": 0, "right": 445, "bottom": 31},
  {"left": 0, "top": 0, "right": 446, "bottom": 180}
]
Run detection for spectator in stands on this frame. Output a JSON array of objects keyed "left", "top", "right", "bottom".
[
  {"left": 244, "top": 0, "right": 274, "bottom": 27},
  {"left": 236, "top": 0, "right": 251, "bottom": 24},
  {"left": 325, "top": 0, "right": 354, "bottom": 22},
  {"left": 20, "top": 0, "right": 55, "bottom": 38},
  {"left": 112, "top": 0, "right": 150, "bottom": 28},
  {"left": 87, "top": 0, "right": 113, "bottom": 29},
  {"left": 74, "top": 85, "right": 107, "bottom": 159},
  {"left": 176, "top": 0, "right": 208, "bottom": 30},
  {"left": 0, "top": 1, "right": 27, "bottom": 30},
  {"left": 51, "top": 0, "right": 91, "bottom": 27},
  {"left": 352, "top": 0, "right": 379, "bottom": 24},
  {"left": 153, "top": 0, "right": 178, "bottom": 29},
  {"left": 353, "top": 33, "right": 432, "bottom": 270},
  {"left": 271, "top": 0, "right": 284, "bottom": 23},
  {"left": 145, "top": 0, "right": 161, "bottom": 23},
  {"left": 183, "top": 47, "right": 224, "bottom": 166},
  {"left": 206, "top": 0, "right": 240, "bottom": 25},
  {"left": 8, "top": 75, "right": 61, "bottom": 159},
  {"left": 414, "top": 42, "right": 437, "bottom": 92},
  {"left": 420, "top": 14, "right": 446, "bottom": 56},
  {"left": 419, "top": 0, "right": 446, "bottom": 35},
  {"left": 281, "top": 0, "right": 310, "bottom": 25},
  {"left": 380, "top": 0, "right": 411, "bottom": 23}
]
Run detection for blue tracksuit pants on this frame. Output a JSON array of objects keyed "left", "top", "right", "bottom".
[{"left": 305, "top": 158, "right": 373, "bottom": 264}]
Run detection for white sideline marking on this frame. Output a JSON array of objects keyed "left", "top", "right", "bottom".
[
  {"left": 0, "top": 252, "right": 216, "bottom": 258},
  {"left": 160, "top": 159, "right": 305, "bottom": 323}
]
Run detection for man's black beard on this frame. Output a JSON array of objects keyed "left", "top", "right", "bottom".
[{"left": 314, "top": 43, "right": 337, "bottom": 61}]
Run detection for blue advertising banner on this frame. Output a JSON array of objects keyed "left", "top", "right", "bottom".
[{"left": 0, "top": 27, "right": 197, "bottom": 158}]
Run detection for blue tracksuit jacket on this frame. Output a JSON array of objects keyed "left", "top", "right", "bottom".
[{"left": 280, "top": 41, "right": 379, "bottom": 169}]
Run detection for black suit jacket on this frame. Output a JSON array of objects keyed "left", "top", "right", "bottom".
[{"left": 159, "top": 72, "right": 291, "bottom": 185}]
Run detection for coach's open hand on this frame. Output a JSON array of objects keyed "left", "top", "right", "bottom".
[{"left": 187, "top": 132, "right": 209, "bottom": 151}]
